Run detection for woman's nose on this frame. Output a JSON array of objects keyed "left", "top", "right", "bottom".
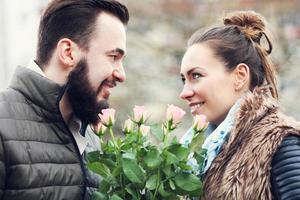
[{"left": 180, "top": 85, "right": 194, "bottom": 100}]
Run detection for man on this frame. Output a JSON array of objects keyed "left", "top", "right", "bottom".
[{"left": 0, "top": 0, "right": 129, "bottom": 199}]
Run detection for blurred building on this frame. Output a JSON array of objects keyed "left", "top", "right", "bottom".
[{"left": 0, "top": 0, "right": 47, "bottom": 90}]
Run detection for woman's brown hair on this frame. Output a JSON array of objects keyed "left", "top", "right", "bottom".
[{"left": 188, "top": 11, "right": 278, "bottom": 99}]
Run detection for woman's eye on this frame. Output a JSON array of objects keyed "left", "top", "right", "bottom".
[{"left": 192, "top": 73, "right": 202, "bottom": 79}]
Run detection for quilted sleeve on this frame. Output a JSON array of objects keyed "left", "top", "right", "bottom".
[
  {"left": 0, "top": 135, "right": 5, "bottom": 199},
  {"left": 271, "top": 135, "right": 300, "bottom": 200}
]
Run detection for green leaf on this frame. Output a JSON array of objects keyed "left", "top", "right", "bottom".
[
  {"left": 109, "top": 194, "right": 123, "bottom": 200},
  {"left": 158, "top": 183, "right": 173, "bottom": 198},
  {"left": 169, "top": 180, "right": 176, "bottom": 190},
  {"left": 124, "top": 133, "right": 138, "bottom": 143},
  {"left": 188, "top": 187, "right": 203, "bottom": 198},
  {"left": 171, "top": 136, "right": 179, "bottom": 144},
  {"left": 121, "top": 154, "right": 145, "bottom": 184},
  {"left": 87, "top": 151, "right": 100, "bottom": 163},
  {"left": 150, "top": 124, "right": 164, "bottom": 141},
  {"left": 99, "top": 179, "right": 111, "bottom": 193},
  {"left": 100, "top": 158, "right": 116, "bottom": 169},
  {"left": 122, "top": 152, "right": 136, "bottom": 160},
  {"left": 144, "top": 147, "right": 162, "bottom": 169},
  {"left": 112, "top": 165, "right": 122, "bottom": 177},
  {"left": 177, "top": 162, "right": 193, "bottom": 170},
  {"left": 189, "top": 130, "right": 206, "bottom": 153},
  {"left": 146, "top": 190, "right": 154, "bottom": 199},
  {"left": 174, "top": 172, "right": 202, "bottom": 192},
  {"left": 92, "top": 191, "right": 107, "bottom": 200},
  {"left": 162, "top": 164, "right": 173, "bottom": 178},
  {"left": 167, "top": 144, "right": 189, "bottom": 161},
  {"left": 194, "top": 149, "right": 207, "bottom": 166},
  {"left": 146, "top": 174, "right": 158, "bottom": 190},
  {"left": 120, "top": 143, "right": 132, "bottom": 151},
  {"left": 125, "top": 185, "right": 139, "bottom": 200},
  {"left": 137, "top": 148, "right": 147, "bottom": 162},
  {"left": 104, "top": 140, "right": 116, "bottom": 153},
  {"left": 163, "top": 151, "right": 178, "bottom": 165},
  {"left": 87, "top": 162, "right": 111, "bottom": 179}
]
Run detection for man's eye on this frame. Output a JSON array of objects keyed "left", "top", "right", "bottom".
[
  {"left": 111, "top": 55, "right": 118, "bottom": 60},
  {"left": 192, "top": 73, "right": 202, "bottom": 79},
  {"left": 181, "top": 77, "right": 186, "bottom": 84},
  {"left": 109, "top": 54, "right": 120, "bottom": 61}
]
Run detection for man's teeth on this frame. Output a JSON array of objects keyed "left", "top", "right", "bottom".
[{"left": 191, "top": 103, "right": 204, "bottom": 110}]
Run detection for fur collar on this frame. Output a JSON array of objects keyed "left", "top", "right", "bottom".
[{"left": 201, "top": 86, "right": 300, "bottom": 200}]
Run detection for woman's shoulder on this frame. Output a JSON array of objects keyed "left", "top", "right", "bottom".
[
  {"left": 272, "top": 134, "right": 300, "bottom": 167},
  {"left": 271, "top": 134, "right": 300, "bottom": 200}
]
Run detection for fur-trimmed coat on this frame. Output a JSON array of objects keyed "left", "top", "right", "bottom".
[{"left": 201, "top": 87, "right": 300, "bottom": 200}]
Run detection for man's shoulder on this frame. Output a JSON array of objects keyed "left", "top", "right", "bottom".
[
  {"left": 0, "top": 87, "right": 27, "bottom": 104},
  {"left": 0, "top": 88, "right": 30, "bottom": 119}
]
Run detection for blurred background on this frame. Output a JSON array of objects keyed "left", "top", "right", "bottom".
[{"left": 0, "top": 0, "right": 300, "bottom": 137}]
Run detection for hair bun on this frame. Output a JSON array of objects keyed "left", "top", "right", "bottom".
[
  {"left": 223, "top": 11, "right": 267, "bottom": 43},
  {"left": 224, "top": 11, "right": 265, "bottom": 31}
]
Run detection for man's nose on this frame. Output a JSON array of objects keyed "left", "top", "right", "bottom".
[{"left": 113, "top": 63, "right": 126, "bottom": 82}]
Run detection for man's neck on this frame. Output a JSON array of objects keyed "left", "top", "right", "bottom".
[
  {"left": 41, "top": 60, "right": 73, "bottom": 124},
  {"left": 59, "top": 92, "right": 73, "bottom": 124}
]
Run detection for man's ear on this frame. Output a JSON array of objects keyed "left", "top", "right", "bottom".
[
  {"left": 233, "top": 63, "right": 250, "bottom": 91},
  {"left": 56, "top": 38, "right": 81, "bottom": 69}
]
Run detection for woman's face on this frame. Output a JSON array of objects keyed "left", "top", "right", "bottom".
[{"left": 180, "top": 43, "right": 242, "bottom": 125}]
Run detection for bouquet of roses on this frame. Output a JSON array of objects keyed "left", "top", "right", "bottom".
[{"left": 87, "top": 104, "right": 208, "bottom": 200}]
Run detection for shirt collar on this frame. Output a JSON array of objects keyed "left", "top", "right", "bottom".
[{"left": 27, "top": 59, "right": 45, "bottom": 77}]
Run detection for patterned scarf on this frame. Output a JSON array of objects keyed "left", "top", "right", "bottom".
[{"left": 181, "top": 98, "right": 242, "bottom": 175}]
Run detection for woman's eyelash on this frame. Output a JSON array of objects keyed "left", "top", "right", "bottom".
[{"left": 192, "top": 73, "right": 202, "bottom": 79}]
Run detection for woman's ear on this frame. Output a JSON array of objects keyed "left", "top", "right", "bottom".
[
  {"left": 234, "top": 63, "right": 250, "bottom": 91},
  {"left": 56, "top": 38, "right": 81, "bottom": 70}
]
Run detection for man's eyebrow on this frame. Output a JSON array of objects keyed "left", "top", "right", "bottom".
[{"left": 106, "top": 48, "right": 126, "bottom": 56}]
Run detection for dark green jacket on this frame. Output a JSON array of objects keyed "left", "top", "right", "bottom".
[{"left": 0, "top": 67, "right": 100, "bottom": 200}]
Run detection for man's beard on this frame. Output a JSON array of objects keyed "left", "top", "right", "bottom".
[{"left": 65, "top": 58, "right": 109, "bottom": 124}]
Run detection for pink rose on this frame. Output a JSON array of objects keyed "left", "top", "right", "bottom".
[
  {"left": 140, "top": 125, "right": 150, "bottom": 137},
  {"left": 193, "top": 114, "right": 208, "bottom": 132},
  {"left": 123, "top": 119, "right": 134, "bottom": 134},
  {"left": 92, "top": 122, "right": 107, "bottom": 136},
  {"left": 166, "top": 104, "right": 186, "bottom": 124},
  {"left": 99, "top": 108, "right": 116, "bottom": 127},
  {"left": 133, "top": 105, "right": 148, "bottom": 124}
]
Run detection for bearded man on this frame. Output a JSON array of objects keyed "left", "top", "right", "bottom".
[{"left": 0, "top": 0, "right": 129, "bottom": 199}]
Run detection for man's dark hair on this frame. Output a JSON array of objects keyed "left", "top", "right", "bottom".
[{"left": 36, "top": 0, "right": 129, "bottom": 68}]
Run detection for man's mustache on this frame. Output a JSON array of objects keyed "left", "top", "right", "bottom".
[{"left": 96, "top": 79, "right": 117, "bottom": 94}]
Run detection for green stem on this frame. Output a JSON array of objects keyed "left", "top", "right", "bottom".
[
  {"left": 137, "top": 124, "right": 142, "bottom": 144},
  {"left": 152, "top": 169, "right": 161, "bottom": 200},
  {"left": 109, "top": 127, "right": 118, "bottom": 149},
  {"left": 163, "top": 123, "right": 171, "bottom": 148},
  {"left": 135, "top": 185, "right": 141, "bottom": 200},
  {"left": 120, "top": 173, "right": 125, "bottom": 198},
  {"left": 99, "top": 137, "right": 104, "bottom": 150}
]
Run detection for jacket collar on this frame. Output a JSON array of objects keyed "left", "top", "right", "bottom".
[{"left": 9, "top": 66, "right": 65, "bottom": 113}]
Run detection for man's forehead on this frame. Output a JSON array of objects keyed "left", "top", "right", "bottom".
[
  {"left": 87, "top": 13, "right": 126, "bottom": 55},
  {"left": 95, "top": 12, "right": 126, "bottom": 35}
]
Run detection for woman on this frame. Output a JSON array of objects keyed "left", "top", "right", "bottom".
[{"left": 180, "top": 11, "right": 300, "bottom": 200}]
